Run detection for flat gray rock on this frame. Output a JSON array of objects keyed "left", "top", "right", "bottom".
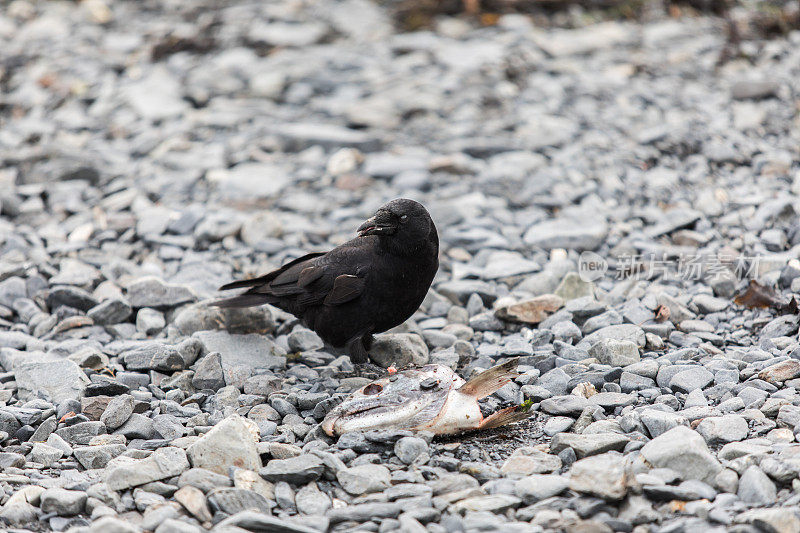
[
  {"left": 695, "top": 415, "right": 749, "bottom": 445},
  {"left": 550, "top": 432, "right": 630, "bottom": 458},
  {"left": 738, "top": 466, "right": 777, "bottom": 505},
  {"left": 524, "top": 218, "right": 608, "bottom": 251},
  {"left": 14, "top": 359, "right": 89, "bottom": 404},
  {"left": 640, "top": 426, "right": 721, "bottom": 484},
  {"left": 105, "top": 447, "right": 190, "bottom": 491},
  {"left": 568, "top": 453, "right": 628, "bottom": 500},
  {"left": 186, "top": 415, "right": 261, "bottom": 475},
  {"left": 126, "top": 277, "right": 196, "bottom": 308},
  {"left": 193, "top": 331, "right": 286, "bottom": 388},
  {"left": 260, "top": 455, "right": 324, "bottom": 485},
  {"left": 215, "top": 510, "right": 322, "bottom": 533}
]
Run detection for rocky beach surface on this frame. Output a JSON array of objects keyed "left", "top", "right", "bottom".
[{"left": 1, "top": 0, "right": 800, "bottom": 532}]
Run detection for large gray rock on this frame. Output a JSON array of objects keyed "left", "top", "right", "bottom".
[
  {"left": 758, "top": 359, "right": 800, "bottom": 384},
  {"left": 55, "top": 421, "right": 106, "bottom": 445},
  {"left": 100, "top": 394, "right": 134, "bottom": 430},
  {"left": 0, "top": 276, "right": 26, "bottom": 308},
  {"left": 695, "top": 415, "right": 748, "bottom": 445},
  {"left": 136, "top": 308, "right": 165, "bottom": 334},
  {"left": 88, "top": 517, "right": 142, "bottom": 533},
  {"left": 193, "top": 331, "right": 285, "bottom": 388},
  {"left": 207, "top": 162, "right": 292, "bottom": 199},
  {"left": 214, "top": 511, "right": 322, "bottom": 533},
  {"left": 568, "top": 453, "right": 628, "bottom": 500},
  {"left": 114, "top": 413, "right": 156, "bottom": 440},
  {"left": 274, "top": 122, "right": 382, "bottom": 152},
  {"left": 394, "top": 436, "right": 429, "bottom": 464},
  {"left": 524, "top": 218, "right": 608, "bottom": 251},
  {"left": 579, "top": 324, "right": 646, "bottom": 350},
  {"left": 550, "top": 432, "right": 629, "bottom": 458},
  {"left": 178, "top": 468, "right": 233, "bottom": 493},
  {"left": 192, "top": 352, "right": 226, "bottom": 391},
  {"left": 186, "top": 415, "right": 262, "bottom": 475},
  {"left": 74, "top": 444, "right": 126, "bottom": 470},
  {"left": 46, "top": 286, "right": 98, "bottom": 312},
  {"left": 370, "top": 333, "right": 429, "bottom": 368},
  {"left": 15, "top": 359, "right": 89, "bottom": 403},
  {"left": 336, "top": 464, "right": 391, "bottom": 495},
  {"left": 295, "top": 482, "right": 332, "bottom": 515},
  {"left": 588, "top": 339, "right": 640, "bottom": 367},
  {"left": 121, "top": 344, "right": 185, "bottom": 372},
  {"left": 105, "top": 447, "right": 190, "bottom": 491},
  {"left": 126, "top": 276, "right": 196, "bottom": 308},
  {"left": 449, "top": 494, "right": 521, "bottom": 514},
  {"left": 668, "top": 366, "right": 714, "bottom": 393},
  {"left": 640, "top": 426, "right": 721, "bottom": 484},
  {"left": 40, "top": 488, "right": 87, "bottom": 516},
  {"left": 539, "top": 395, "right": 589, "bottom": 417},
  {"left": 259, "top": 455, "right": 324, "bottom": 485},
  {"left": 207, "top": 487, "right": 272, "bottom": 515},
  {"left": 87, "top": 298, "right": 133, "bottom": 325},
  {"left": 737, "top": 466, "right": 776, "bottom": 505},
  {"left": 515, "top": 475, "right": 569, "bottom": 504},
  {"left": 554, "top": 272, "right": 595, "bottom": 301},
  {"left": 174, "top": 302, "right": 274, "bottom": 336},
  {"left": 501, "top": 447, "right": 562, "bottom": 476},
  {"left": 124, "top": 66, "right": 188, "bottom": 119},
  {"left": 29, "top": 442, "right": 64, "bottom": 467},
  {"left": 639, "top": 409, "right": 688, "bottom": 438},
  {"left": 0, "top": 452, "right": 26, "bottom": 469},
  {"left": 736, "top": 508, "right": 800, "bottom": 533}
]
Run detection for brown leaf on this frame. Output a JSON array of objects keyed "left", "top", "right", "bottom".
[
  {"left": 495, "top": 294, "right": 564, "bottom": 325},
  {"left": 480, "top": 13, "right": 500, "bottom": 26},
  {"left": 734, "top": 280, "right": 783, "bottom": 309},
  {"left": 654, "top": 305, "right": 671, "bottom": 323}
]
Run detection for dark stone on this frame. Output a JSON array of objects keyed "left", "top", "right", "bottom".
[
  {"left": 84, "top": 381, "right": 130, "bottom": 397},
  {"left": 46, "top": 286, "right": 98, "bottom": 313}
]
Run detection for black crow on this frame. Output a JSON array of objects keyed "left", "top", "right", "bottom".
[{"left": 215, "top": 199, "right": 439, "bottom": 365}]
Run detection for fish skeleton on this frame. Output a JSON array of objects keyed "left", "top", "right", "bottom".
[{"left": 321, "top": 358, "right": 531, "bottom": 436}]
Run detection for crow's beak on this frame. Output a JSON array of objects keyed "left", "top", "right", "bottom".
[{"left": 358, "top": 214, "right": 397, "bottom": 237}]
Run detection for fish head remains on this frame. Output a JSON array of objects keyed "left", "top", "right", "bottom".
[{"left": 322, "top": 365, "right": 464, "bottom": 436}]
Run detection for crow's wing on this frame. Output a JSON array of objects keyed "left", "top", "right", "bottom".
[
  {"left": 324, "top": 275, "right": 366, "bottom": 305},
  {"left": 218, "top": 252, "right": 326, "bottom": 291},
  {"left": 216, "top": 243, "right": 369, "bottom": 311}
]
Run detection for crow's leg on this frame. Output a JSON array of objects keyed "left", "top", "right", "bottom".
[
  {"left": 346, "top": 334, "right": 369, "bottom": 364},
  {"left": 346, "top": 334, "right": 383, "bottom": 377}
]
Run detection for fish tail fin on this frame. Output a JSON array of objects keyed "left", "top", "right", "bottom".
[
  {"left": 479, "top": 404, "right": 532, "bottom": 430},
  {"left": 212, "top": 293, "right": 271, "bottom": 308},
  {"left": 458, "top": 358, "right": 519, "bottom": 399}
]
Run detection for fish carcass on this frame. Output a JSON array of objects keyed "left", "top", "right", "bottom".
[{"left": 322, "top": 358, "right": 531, "bottom": 436}]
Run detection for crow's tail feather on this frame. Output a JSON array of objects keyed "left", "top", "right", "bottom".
[
  {"left": 219, "top": 277, "right": 268, "bottom": 291},
  {"left": 213, "top": 293, "right": 271, "bottom": 308}
]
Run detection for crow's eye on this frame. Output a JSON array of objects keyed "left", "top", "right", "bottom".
[
  {"left": 399, "top": 214, "right": 408, "bottom": 223},
  {"left": 363, "top": 384, "right": 383, "bottom": 395}
]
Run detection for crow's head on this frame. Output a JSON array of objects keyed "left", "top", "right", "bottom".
[{"left": 358, "top": 198, "right": 438, "bottom": 255}]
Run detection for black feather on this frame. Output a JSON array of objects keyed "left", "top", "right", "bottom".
[
  {"left": 218, "top": 277, "right": 269, "bottom": 291},
  {"left": 213, "top": 294, "right": 272, "bottom": 308}
]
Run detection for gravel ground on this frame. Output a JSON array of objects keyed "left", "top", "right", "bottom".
[{"left": 2, "top": 1, "right": 800, "bottom": 532}]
